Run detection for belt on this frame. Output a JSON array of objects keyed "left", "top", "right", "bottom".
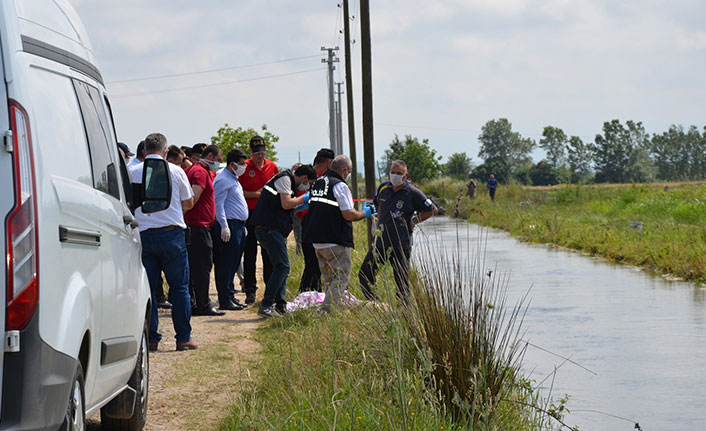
[
  {"left": 227, "top": 219, "right": 246, "bottom": 225},
  {"left": 144, "top": 225, "right": 179, "bottom": 232}
]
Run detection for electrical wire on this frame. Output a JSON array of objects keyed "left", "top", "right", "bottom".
[
  {"left": 110, "top": 67, "right": 326, "bottom": 98},
  {"left": 106, "top": 54, "right": 322, "bottom": 84}
]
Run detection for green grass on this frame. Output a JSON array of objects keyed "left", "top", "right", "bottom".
[
  {"left": 423, "top": 179, "right": 706, "bottom": 283},
  {"left": 219, "top": 222, "right": 565, "bottom": 430}
]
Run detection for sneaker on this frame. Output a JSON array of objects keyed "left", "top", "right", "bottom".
[
  {"left": 245, "top": 292, "right": 256, "bottom": 304},
  {"left": 257, "top": 306, "right": 281, "bottom": 318},
  {"left": 275, "top": 305, "right": 288, "bottom": 315}
]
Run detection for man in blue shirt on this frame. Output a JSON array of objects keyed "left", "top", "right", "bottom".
[
  {"left": 358, "top": 160, "right": 437, "bottom": 301},
  {"left": 212, "top": 149, "right": 250, "bottom": 311},
  {"left": 487, "top": 174, "right": 498, "bottom": 201}
]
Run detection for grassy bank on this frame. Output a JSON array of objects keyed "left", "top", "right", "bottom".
[
  {"left": 219, "top": 223, "right": 569, "bottom": 430},
  {"left": 424, "top": 178, "right": 706, "bottom": 283}
]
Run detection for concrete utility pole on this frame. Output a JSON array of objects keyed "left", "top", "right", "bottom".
[
  {"left": 321, "top": 46, "right": 339, "bottom": 153},
  {"left": 335, "top": 82, "right": 344, "bottom": 155},
  {"left": 343, "top": 0, "right": 359, "bottom": 202},
  {"left": 360, "top": 0, "right": 375, "bottom": 247}
]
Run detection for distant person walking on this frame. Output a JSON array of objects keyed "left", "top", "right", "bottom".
[{"left": 487, "top": 174, "right": 498, "bottom": 201}]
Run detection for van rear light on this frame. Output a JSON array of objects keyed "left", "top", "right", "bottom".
[{"left": 6, "top": 100, "right": 38, "bottom": 331}]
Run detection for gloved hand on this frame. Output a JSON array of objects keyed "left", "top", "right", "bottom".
[
  {"left": 362, "top": 202, "right": 377, "bottom": 219},
  {"left": 302, "top": 192, "right": 310, "bottom": 204},
  {"left": 220, "top": 225, "right": 231, "bottom": 242},
  {"left": 295, "top": 202, "right": 309, "bottom": 212}
]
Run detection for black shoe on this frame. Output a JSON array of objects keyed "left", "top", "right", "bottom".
[
  {"left": 148, "top": 342, "right": 159, "bottom": 352},
  {"left": 192, "top": 306, "right": 226, "bottom": 316},
  {"left": 157, "top": 299, "right": 172, "bottom": 309},
  {"left": 233, "top": 298, "right": 248, "bottom": 308},
  {"left": 219, "top": 301, "right": 245, "bottom": 311},
  {"left": 257, "top": 306, "right": 281, "bottom": 318},
  {"left": 245, "top": 292, "right": 256, "bottom": 304},
  {"left": 275, "top": 305, "right": 287, "bottom": 315}
]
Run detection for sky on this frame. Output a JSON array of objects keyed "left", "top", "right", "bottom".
[{"left": 67, "top": 0, "right": 706, "bottom": 173}]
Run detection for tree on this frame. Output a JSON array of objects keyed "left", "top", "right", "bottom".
[
  {"left": 529, "top": 160, "right": 562, "bottom": 186},
  {"left": 566, "top": 136, "right": 592, "bottom": 183},
  {"left": 211, "top": 123, "right": 278, "bottom": 161},
  {"left": 592, "top": 120, "right": 652, "bottom": 183},
  {"left": 539, "top": 126, "right": 567, "bottom": 168},
  {"left": 477, "top": 118, "right": 535, "bottom": 180},
  {"left": 382, "top": 134, "right": 442, "bottom": 182},
  {"left": 444, "top": 152, "right": 473, "bottom": 180},
  {"left": 471, "top": 158, "right": 508, "bottom": 184}
]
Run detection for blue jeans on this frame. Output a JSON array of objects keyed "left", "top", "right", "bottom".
[
  {"left": 140, "top": 228, "right": 192, "bottom": 344},
  {"left": 213, "top": 221, "right": 246, "bottom": 305},
  {"left": 255, "top": 226, "right": 290, "bottom": 309}
]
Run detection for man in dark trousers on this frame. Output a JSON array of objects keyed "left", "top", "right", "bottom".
[
  {"left": 358, "top": 159, "right": 437, "bottom": 301},
  {"left": 239, "top": 136, "right": 279, "bottom": 304},
  {"left": 298, "top": 148, "right": 335, "bottom": 292},
  {"left": 185, "top": 144, "right": 225, "bottom": 316},
  {"left": 251, "top": 165, "right": 317, "bottom": 317},
  {"left": 487, "top": 174, "right": 498, "bottom": 201}
]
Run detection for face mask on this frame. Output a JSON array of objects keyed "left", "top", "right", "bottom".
[
  {"left": 343, "top": 169, "right": 351, "bottom": 181},
  {"left": 234, "top": 164, "right": 247, "bottom": 177},
  {"left": 390, "top": 173, "right": 405, "bottom": 186},
  {"left": 298, "top": 183, "right": 309, "bottom": 192},
  {"left": 204, "top": 159, "right": 219, "bottom": 172}
]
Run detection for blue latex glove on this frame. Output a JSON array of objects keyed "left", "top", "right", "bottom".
[
  {"left": 362, "top": 202, "right": 377, "bottom": 219},
  {"left": 302, "top": 192, "right": 310, "bottom": 204},
  {"left": 295, "top": 202, "right": 309, "bottom": 212}
]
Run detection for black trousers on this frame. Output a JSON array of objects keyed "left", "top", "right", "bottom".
[
  {"left": 186, "top": 225, "right": 213, "bottom": 309},
  {"left": 243, "top": 209, "right": 272, "bottom": 294},
  {"left": 358, "top": 237, "right": 411, "bottom": 301},
  {"left": 299, "top": 241, "right": 322, "bottom": 292}
]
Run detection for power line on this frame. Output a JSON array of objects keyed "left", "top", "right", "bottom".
[
  {"left": 110, "top": 67, "right": 326, "bottom": 98},
  {"left": 106, "top": 54, "right": 321, "bottom": 84}
]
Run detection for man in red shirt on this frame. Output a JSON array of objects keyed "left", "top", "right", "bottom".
[
  {"left": 239, "top": 136, "right": 279, "bottom": 304},
  {"left": 185, "top": 144, "right": 225, "bottom": 316}
]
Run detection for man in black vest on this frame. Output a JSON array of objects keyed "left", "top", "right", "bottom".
[
  {"left": 251, "top": 164, "right": 317, "bottom": 317},
  {"left": 358, "top": 159, "right": 437, "bottom": 301},
  {"left": 304, "top": 155, "right": 374, "bottom": 312}
]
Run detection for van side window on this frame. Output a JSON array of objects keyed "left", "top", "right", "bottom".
[
  {"left": 72, "top": 79, "right": 120, "bottom": 200},
  {"left": 102, "top": 95, "right": 134, "bottom": 210}
]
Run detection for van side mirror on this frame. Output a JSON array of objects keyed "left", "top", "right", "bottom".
[{"left": 140, "top": 158, "right": 172, "bottom": 213}]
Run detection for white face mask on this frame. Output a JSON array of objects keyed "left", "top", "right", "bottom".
[
  {"left": 234, "top": 164, "right": 246, "bottom": 177},
  {"left": 298, "top": 183, "right": 309, "bottom": 192},
  {"left": 390, "top": 173, "right": 405, "bottom": 186}
]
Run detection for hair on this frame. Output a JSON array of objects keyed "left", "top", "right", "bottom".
[
  {"left": 291, "top": 162, "right": 302, "bottom": 171},
  {"left": 226, "top": 148, "right": 248, "bottom": 165},
  {"left": 167, "top": 145, "right": 185, "bottom": 162},
  {"left": 180, "top": 146, "right": 192, "bottom": 157},
  {"left": 135, "top": 141, "right": 145, "bottom": 160},
  {"left": 294, "top": 164, "right": 317, "bottom": 180},
  {"left": 143, "top": 134, "right": 167, "bottom": 154},
  {"left": 202, "top": 144, "right": 222, "bottom": 159},
  {"left": 191, "top": 143, "right": 207, "bottom": 155},
  {"left": 390, "top": 159, "right": 407, "bottom": 171},
  {"left": 331, "top": 154, "right": 352, "bottom": 173}
]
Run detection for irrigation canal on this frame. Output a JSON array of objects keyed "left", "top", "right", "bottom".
[{"left": 413, "top": 216, "right": 706, "bottom": 430}]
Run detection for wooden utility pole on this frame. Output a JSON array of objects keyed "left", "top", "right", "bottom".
[
  {"left": 342, "top": 0, "right": 359, "bottom": 203},
  {"left": 360, "top": 0, "right": 375, "bottom": 247},
  {"left": 321, "top": 47, "right": 339, "bottom": 152}
]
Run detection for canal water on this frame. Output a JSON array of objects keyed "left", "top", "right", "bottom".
[{"left": 413, "top": 216, "right": 706, "bottom": 430}]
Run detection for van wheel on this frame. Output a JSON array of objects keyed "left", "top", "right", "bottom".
[
  {"left": 63, "top": 363, "right": 85, "bottom": 431},
  {"left": 101, "top": 322, "right": 149, "bottom": 430}
]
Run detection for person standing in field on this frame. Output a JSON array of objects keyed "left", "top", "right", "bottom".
[
  {"left": 487, "top": 174, "right": 498, "bottom": 201},
  {"left": 467, "top": 179, "right": 476, "bottom": 199}
]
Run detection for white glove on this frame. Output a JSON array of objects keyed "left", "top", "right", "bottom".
[{"left": 220, "top": 225, "right": 231, "bottom": 242}]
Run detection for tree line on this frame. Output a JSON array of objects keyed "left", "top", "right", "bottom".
[{"left": 380, "top": 118, "right": 706, "bottom": 185}]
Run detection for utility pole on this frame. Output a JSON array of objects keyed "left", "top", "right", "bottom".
[
  {"left": 360, "top": 0, "right": 375, "bottom": 247},
  {"left": 321, "top": 47, "right": 339, "bottom": 153},
  {"left": 343, "top": 0, "right": 359, "bottom": 202},
  {"left": 335, "top": 82, "right": 344, "bottom": 155}
]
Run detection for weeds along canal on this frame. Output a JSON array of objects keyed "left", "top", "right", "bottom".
[{"left": 413, "top": 216, "right": 706, "bottom": 430}]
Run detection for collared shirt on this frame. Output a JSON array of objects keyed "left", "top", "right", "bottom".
[
  {"left": 127, "top": 157, "right": 142, "bottom": 170},
  {"left": 238, "top": 158, "right": 279, "bottom": 209},
  {"left": 129, "top": 154, "right": 194, "bottom": 232},
  {"left": 185, "top": 162, "right": 216, "bottom": 227},
  {"left": 213, "top": 167, "right": 249, "bottom": 228},
  {"left": 374, "top": 180, "right": 435, "bottom": 247}
]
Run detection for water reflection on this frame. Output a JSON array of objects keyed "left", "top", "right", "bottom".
[{"left": 413, "top": 217, "right": 706, "bottom": 430}]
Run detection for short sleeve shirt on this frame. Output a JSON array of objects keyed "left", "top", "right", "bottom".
[
  {"left": 373, "top": 181, "right": 435, "bottom": 247},
  {"left": 185, "top": 162, "right": 215, "bottom": 227},
  {"left": 238, "top": 158, "right": 279, "bottom": 209},
  {"left": 487, "top": 179, "right": 498, "bottom": 188}
]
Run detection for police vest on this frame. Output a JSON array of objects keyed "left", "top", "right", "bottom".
[
  {"left": 249, "top": 170, "right": 295, "bottom": 237},
  {"left": 303, "top": 171, "right": 354, "bottom": 248}
]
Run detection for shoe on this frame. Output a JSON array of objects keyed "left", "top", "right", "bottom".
[
  {"left": 176, "top": 341, "right": 198, "bottom": 351},
  {"left": 148, "top": 343, "right": 159, "bottom": 352},
  {"left": 157, "top": 299, "right": 172, "bottom": 309},
  {"left": 245, "top": 292, "right": 256, "bottom": 304},
  {"left": 257, "top": 306, "right": 281, "bottom": 318},
  {"left": 192, "top": 306, "right": 226, "bottom": 316},
  {"left": 219, "top": 301, "right": 245, "bottom": 311},
  {"left": 275, "top": 305, "right": 288, "bottom": 315},
  {"left": 233, "top": 298, "right": 248, "bottom": 308}
]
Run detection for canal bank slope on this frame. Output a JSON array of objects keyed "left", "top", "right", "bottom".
[{"left": 424, "top": 179, "right": 706, "bottom": 284}]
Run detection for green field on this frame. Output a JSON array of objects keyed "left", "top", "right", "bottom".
[{"left": 424, "top": 179, "right": 706, "bottom": 284}]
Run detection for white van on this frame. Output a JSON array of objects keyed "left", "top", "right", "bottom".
[{"left": 0, "top": 1, "right": 164, "bottom": 429}]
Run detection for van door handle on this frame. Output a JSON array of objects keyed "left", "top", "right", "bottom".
[{"left": 123, "top": 214, "right": 139, "bottom": 229}]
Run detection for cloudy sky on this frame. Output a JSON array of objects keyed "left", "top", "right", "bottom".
[{"left": 67, "top": 0, "right": 706, "bottom": 171}]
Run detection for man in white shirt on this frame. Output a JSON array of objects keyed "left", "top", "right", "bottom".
[
  {"left": 303, "top": 155, "right": 374, "bottom": 312},
  {"left": 129, "top": 133, "right": 197, "bottom": 352}
]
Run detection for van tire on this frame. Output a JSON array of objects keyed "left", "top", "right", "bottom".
[
  {"left": 62, "top": 362, "right": 85, "bottom": 431},
  {"left": 101, "top": 322, "right": 149, "bottom": 430}
]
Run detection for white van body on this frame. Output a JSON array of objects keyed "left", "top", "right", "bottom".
[{"left": 0, "top": 1, "right": 151, "bottom": 429}]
